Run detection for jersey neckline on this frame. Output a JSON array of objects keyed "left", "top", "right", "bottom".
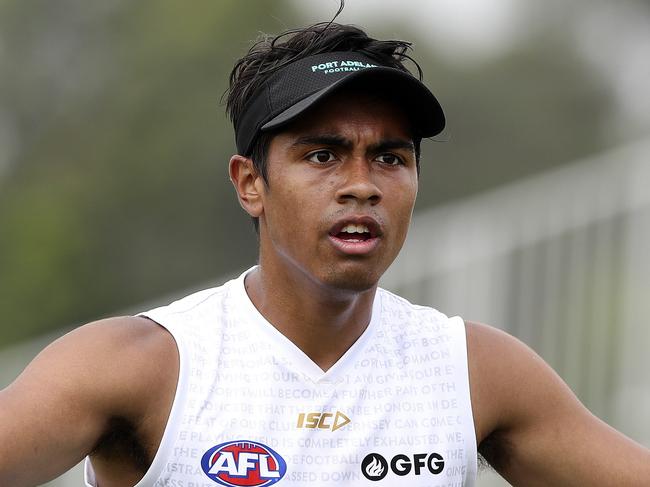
[{"left": 230, "top": 266, "right": 382, "bottom": 384}]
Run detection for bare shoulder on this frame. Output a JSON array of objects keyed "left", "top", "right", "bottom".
[
  {"left": 70, "top": 316, "right": 174, "bottom": 399},
  {"left": 65, "top": 315, "right": 177, "bottom": 372},
  {"left": 5, "top": 315, "right": 179, "bottom": 418},
  {"left": 465, "top": 321, "right": 576, "bottom": 442},
  {"left": 465, "top": 321, "right": 650, "bottom": 486},
  {"left": 0, "top": 316, "right": 179, "bottom": 485}
]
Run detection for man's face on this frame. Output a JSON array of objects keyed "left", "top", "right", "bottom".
[{"left": 257, "top": 90, "right": 419, "bottom": 292}]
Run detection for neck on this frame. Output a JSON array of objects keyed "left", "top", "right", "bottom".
[{"left": 245, "top": 260, "right": 377, "bottom": 371}]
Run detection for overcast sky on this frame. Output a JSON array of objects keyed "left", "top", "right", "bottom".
[{"left": 291, "top": 0, "right": 525, "bottom": 63}]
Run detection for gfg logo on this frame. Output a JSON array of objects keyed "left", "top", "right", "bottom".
[
  {"left": 361, "top": 452, "right": 445, "bottom": 481},
  {"left": 201, "top": 440, "right": 287, "bottom": 486}
]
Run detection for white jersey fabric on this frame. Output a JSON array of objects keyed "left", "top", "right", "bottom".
[{"left": 85, "top": 267, "right": 477, "bottom": 486}]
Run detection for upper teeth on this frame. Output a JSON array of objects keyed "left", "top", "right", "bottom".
[{"left": 342, "top": 224, "right": 370, "bottom": 234}]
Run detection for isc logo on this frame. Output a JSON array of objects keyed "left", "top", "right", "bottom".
[
  {"left": 297, "top": 411, "right": 351, "bottom": 432},
  {"left": 200, "top": 440, "right": 287, "bottom": 486}
]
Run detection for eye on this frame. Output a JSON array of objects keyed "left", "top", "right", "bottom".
[
  {"left": 375, "top": 153, "right": 404, "bottom": 166},
  {"left": 306, "top": 150, "right": 336, "bottom": 164}
]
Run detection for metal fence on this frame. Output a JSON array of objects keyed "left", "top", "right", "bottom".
[{"left": 2, "top": 138, "right": 649, "bottom": 486}]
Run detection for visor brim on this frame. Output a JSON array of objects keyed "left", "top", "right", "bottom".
[{"left": 261, "top": 67, "right": 445, "bottom": 138}]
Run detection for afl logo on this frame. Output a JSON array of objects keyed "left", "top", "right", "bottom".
[{"left": 200, "top": 440, "right": 287, "bottom": 486}]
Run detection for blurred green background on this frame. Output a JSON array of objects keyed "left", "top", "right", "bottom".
[
  {"left": 2, "top": 2, "right": 650, "bottom": 486},
  {"left": 0, "top": 0, "right": 648, "bottom": 347}
]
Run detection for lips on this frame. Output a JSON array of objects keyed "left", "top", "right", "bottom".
[{"left": 328, "top": 216, "right": 382, "bottom": 255}]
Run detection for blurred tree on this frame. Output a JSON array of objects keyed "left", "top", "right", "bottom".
[
  {"left": 0, "top": 0, "right": 295, "bottom": 344},
  {"left": 414, "top": 29, "right": 613, "bottom": 209}
]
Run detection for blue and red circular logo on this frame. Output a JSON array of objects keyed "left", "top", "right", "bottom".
[{"left": 201, "top": 440, "right": 287, "bottom": 486}]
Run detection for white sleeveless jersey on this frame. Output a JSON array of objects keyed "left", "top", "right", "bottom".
[{"left": 85, "top": 267, "right": 477, "bottom": 487}]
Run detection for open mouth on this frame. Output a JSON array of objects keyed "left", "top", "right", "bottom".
[
  {"left": 335, "top": 223, "right": 373, "bottom": 242},
  {"left": 328, "top": 217, "right": 382, "bottom": 255}
]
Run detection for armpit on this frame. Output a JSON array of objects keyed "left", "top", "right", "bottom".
[
  {"left": 90, "top": 416, "right": 151, "bottom": 475},
  {"left": 478, "top": 430, "right": 513, "bottom": 474}
]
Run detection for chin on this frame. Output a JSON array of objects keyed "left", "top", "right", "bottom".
[{"left": 321, "top": 264, "right": 383, "bottom": 293}]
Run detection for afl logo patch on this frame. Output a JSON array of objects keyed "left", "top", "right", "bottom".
[{"left": 200, "top": 440, "right": 287, "bottom": 486}]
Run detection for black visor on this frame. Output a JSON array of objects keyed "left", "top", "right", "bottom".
[{"left": 234, "top": 51, "right": 445, "bottom": 156}]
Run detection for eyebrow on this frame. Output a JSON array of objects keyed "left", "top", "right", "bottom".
[
  {"left": 291, "top": 134, "right": 352, "bottom": 150},
  {"left": 291, "top": 134, "right": 415, "bottom": 154},
  {"left": 368, "top": 138, "right": 415, "bottom": 155}
]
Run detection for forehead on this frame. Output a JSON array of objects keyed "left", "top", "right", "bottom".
[{"left": 276, "top": 89, "right": 414, "bottom": 141}]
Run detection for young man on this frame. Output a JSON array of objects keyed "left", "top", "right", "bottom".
[{"left": 1, "top": 21, "right": 649, "bottom": 487}]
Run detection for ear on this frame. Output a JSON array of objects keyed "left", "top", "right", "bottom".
[{"left": 229, "top": 154, "right": 265, "bottom": 218}]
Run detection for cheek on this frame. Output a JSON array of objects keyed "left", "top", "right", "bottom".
[
  {"left": 391, "top": 180, "right": 418, "bottom": 239},
  {"left": 393, "top": 176, "right": 418, "bottom": 213},
  {"left": 265, "top": 181, "right": 321, "bottom": 240}
]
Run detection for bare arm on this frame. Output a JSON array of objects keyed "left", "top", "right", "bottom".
[
  {"left": 467, "top": 321, "right": 650, "bottom": 487},
  {"left": 0, "top": 317, "right": 178, "bottom": 487}
]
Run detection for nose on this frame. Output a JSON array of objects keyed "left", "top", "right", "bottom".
[{"left": 335, "top": 157, "right": 383, "bottom": 205}]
